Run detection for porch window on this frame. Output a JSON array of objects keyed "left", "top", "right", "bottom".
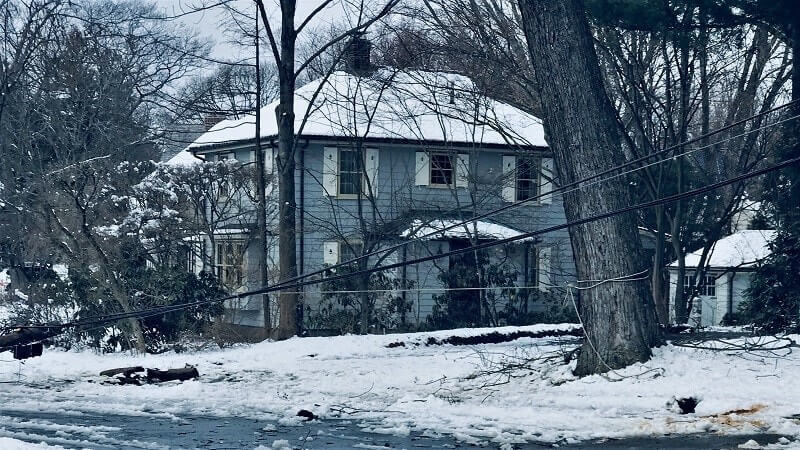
[
  {"left": 430, "top": 153, "right": 454, "bottom": 186},
  {"left": 215, "top": 240, "right": 245, "bottom": 289},
  {"left": 684, "top": 273, "right": 716, "bottom": 297}
]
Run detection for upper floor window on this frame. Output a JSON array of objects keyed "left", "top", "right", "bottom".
[
  {"left": 338, "top": 149, "right": 362, "bottom": 196},
  {"left": 430, "top": 153, "right": 454, "bottom": 186},
  {"left": 502, "top": 155, "right": 553, "bottom": 204},
  {"left": 516, "top": 157, "right": 540, "bottom": 201},
  {"left": 415, "top": 151, "right": 469, "bottom": 188},
  {"left": 216, "top": 152, "right": 235, "bottom": 199},
  {"left": 323, "top": 147, "right": 379, "bottom": 198}
]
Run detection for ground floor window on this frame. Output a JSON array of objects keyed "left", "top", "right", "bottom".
[
  {"left": 215, "top": 240, "right": 245, "bottom": 289},
  {"left": 684, "top": 273, "right": 716, "bottom": 297}
]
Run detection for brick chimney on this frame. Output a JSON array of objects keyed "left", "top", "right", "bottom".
[
  {"left": 203, "top": 114, "right": 225, "bottom": 131},
  {"left": 344, "top": 32, "right": 372, "bottom": 77}
]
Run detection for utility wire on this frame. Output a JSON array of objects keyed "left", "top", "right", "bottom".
[
  {"left": 33, "top": 111, "right": 800, "bottom": 330},
  {"left": 255, "top": 101, "right": 800, "bottom": 294},
  {"left": 11, "top": 104, "right": 798, "bottom": 332},
  {"left": 41, "top": 152, "right": 800, "bottom": 331}
]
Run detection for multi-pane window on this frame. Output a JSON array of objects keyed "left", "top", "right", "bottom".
[
  {"left": 217, "top": 153, "right": 235, "bottom": 198},
  {"left": 684, "top": 273, "right": 716, "bottom": 297},
  {"left": 340, "top": 241, "right": 364, "bottom": 268},
  {"left": 215, "top": 240, "right": 245, "bottom": 289},
  {"left": 527, "top": 247, "right": 540, "bottom": 288},
  {"left": 516, "top": 157, "right": 540, "bottom": 201},
  {"left": 430, "top": 153, "right": 454, "bottom": 186},
  {"left": 339, "top": 149, "right": 362, "bottom": 196}
]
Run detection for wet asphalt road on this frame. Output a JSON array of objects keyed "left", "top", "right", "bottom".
[{"left": 0, "top": 409, "right": 792, "bottom": 449}]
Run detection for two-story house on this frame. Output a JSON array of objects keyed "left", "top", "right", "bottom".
[{"left": 180, "top": 65, "right": 576, "bottom": 335}]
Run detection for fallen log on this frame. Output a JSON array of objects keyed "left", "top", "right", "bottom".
[
  {"left": 99, "top": 366, "right": 145, "bottom": 378},
  {"left": 0, "top": 327, "right": 61, "bottom": 350},
  {"left": 146, "top": 366, "right": 199, "bottom": 383}
]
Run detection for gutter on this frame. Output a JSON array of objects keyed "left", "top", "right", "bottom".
[{"left": 189, "top": 134, "right": 549, "bottom": 154}]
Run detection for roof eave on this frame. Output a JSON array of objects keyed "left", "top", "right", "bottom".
[{"left": 189, "top": 133, "right": 548, "bottom": 154}]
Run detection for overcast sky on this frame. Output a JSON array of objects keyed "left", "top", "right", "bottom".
[{"left": 153, "top": 0, "right": 364, "bottom": 62}]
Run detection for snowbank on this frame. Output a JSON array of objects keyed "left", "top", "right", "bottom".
[
  {"left": 0, "top": 325, "right": 799, "bottom": 447},
  {"left": 0, "top": 437, "right": 63, "bottom": 449}
]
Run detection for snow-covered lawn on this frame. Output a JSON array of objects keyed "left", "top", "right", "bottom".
[{"left": 1, "top": 324, "right": 799, "bottom": 447}]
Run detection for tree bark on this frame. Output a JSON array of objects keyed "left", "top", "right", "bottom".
[{"left": 518, "top": 0, "right": 662, "bottom": 376}]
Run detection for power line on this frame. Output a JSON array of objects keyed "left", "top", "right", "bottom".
[
  {"left": 259, "top": 101, "right": 800, "bottom": 293},
  {"left": 40, "top": 152, "right": 800, "bottom": 332},
  {"left": 11, "top": 103, "right": 798, "bottom": 334}
]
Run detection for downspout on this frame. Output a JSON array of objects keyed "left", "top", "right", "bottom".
[
  {"left": 299, "top": 139, "right": 307, "bottom": 276},
  {"left": 297, "top": 139, "right": 308, "bottom": 333},
  {"left": 728, "top": 271, "right": 735, "bottom": 319},
  {"left": 401, "top": 243, "right": 408, "bottom": 327}
]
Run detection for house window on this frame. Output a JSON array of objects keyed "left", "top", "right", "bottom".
[
  {"left": 516, "top": 157, "right": 540, "bottom": 201},
  {"left": 217, "top": 152, "right": 235, "bottom": 199},
  {"left": 215, "top": 240, "right": 245, "bottom": 289},
  {"left": 339, "top": 149, "right": 362, "bottom": 196},
  {"left": 684, "top": 273, "right": 716, "bottom": 297},
  {"left": 527, "top": 247, "right": 540, "bottom": 288},
  {"left": 340, "top": 241, "right": 364, "bottom": 267},
  {"left": 430, "top": 153, "right": 454, "bottom": 186}
]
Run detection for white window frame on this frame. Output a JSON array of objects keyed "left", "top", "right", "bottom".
[
  {"left": 515, "top": 157, "right": 541, "bottom": 201},
  {"left": 684, "top": 272, "right": 716, "bottom": 297},
  {"left": 337, "top": 148, "right": 363, "bottom": 198},
  {"left": 502, "top": 155, "right": 553, "bottom": 204},
  {"left": 215, "top": 239, "right": 246, "bottom": 289},
  {"left": 216, "top": 152, "right": 236, "bottom": 200},
  {"left": 429, "top": 152, "right": 455, "bottom": 187}
]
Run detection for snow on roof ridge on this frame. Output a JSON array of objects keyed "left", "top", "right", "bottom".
[
  {"left": 400, "top": 218, "right": 535, "bottom": 242},
  {"left": 188, "top": 68, "right": 546, "bottom": 150}
]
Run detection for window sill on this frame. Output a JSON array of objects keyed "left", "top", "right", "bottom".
[{"left": 335, "top": 193, "right": 375, "bottom": 200}]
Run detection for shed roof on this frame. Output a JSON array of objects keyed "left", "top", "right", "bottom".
[{"left": 668, "top": 230, "right": 776, "bottom": 269}]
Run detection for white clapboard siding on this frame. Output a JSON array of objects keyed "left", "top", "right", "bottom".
[
  {"left": 265, "top": 148, "right": 275, "bottom": 197},
  {"left": 191, "top": 239, "right": 205, "bottom": 275},
  {"left": 415, "top": 151, "right": 430, "bottom": 186},
  {"left": 365, "top": 148, "right": 379, "bottom": 197},
  {"left": 502, "top": 155, "right": 516, "bottom": 202},
  {"left": 323, "top": 241, "right": 339, "bottom": 265},
  {"left": 540, "top": 157, "right": 554, "bottom": 204},
  {"left": 538, "top": 246, "right": 551, "bottom": 291},
  {"left": 322, "top": 147, "right": 338, "bottom": 196},
  {"left": 456, "top": 153, "right": 470, "bottom": 188}
]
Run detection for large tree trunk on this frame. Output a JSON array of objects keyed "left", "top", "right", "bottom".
[
  {"left": 518, "top": 0, "right": 662, "bottom": 376},
  {"left": 273, "top": 0, "right": 299, "bottom": 340}
]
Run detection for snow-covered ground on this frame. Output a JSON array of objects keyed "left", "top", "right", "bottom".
[{"left": 1, "top": 324, "right": 799, "bottom": 448}]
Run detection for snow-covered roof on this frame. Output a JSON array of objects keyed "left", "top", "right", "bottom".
[
  {"left": 164, "top": 148, "right": 203, "bottom": 167},
  {"left": 400, "top": 219, "right": 533, "bottom": 242},
  {"left": 189, "top": 69, "right": 546, "bottom": 150},
  {"left": 669, "top": 230, "right": 776, "bottom": 269}
]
